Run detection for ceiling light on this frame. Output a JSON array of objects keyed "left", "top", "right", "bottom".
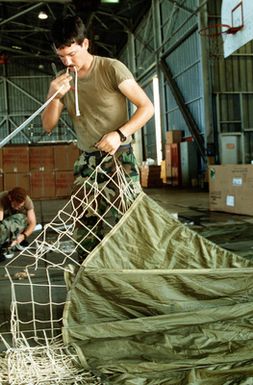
[
  {"left": 38, "top": 11, "right": 48, "bottom": 20},
  {"left": 11, "top": 45, "right": 22, "bottom": 50},
  {"left": 101, "top": 0, "right": 119, "bottom": 3}
]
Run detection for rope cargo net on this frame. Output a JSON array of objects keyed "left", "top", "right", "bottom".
[{"left": 0, "top": 155, "right": 141, "bottom": 385}]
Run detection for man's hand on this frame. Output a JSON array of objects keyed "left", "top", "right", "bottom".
[
  {"left": 95, "top": 131, "right": 122, "bottom": 155},
  {"left": 47, "top": 72, "right": 73, "bottom": 100},
  {"left": 10, "top": 233, "right": 26, "bottom": 247}
]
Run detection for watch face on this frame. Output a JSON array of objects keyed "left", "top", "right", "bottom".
[{"left": 117, "top": 129, "right": 127, "bottom": 142}]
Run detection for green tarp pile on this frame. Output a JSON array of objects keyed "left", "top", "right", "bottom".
[{"left": 63, "top": 192, "right": 253, "bottom": 384}]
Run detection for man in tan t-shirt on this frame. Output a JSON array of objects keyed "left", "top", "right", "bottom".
[
  {"left": 0, "top": 187, "right": 36, "bottom": 261},
  {"left": 41, "top": 15, "right": 154, "bottom": 260},
  {"left": 42, "top": 14, "right": 154, "bottom": 155}
]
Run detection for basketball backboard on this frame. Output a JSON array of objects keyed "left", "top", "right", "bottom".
[{"left": 222, "top": 0, "right": 253, "bottom": 58}]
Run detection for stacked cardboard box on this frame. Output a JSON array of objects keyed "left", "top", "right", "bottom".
[
  {"left": 30, "top": 146, "right": 55, "bottom": 198},
  {"left": 140, "top": 164, "right": 163, "bottom": 188},
  {"left": 55, "top": 171, "right": 75, "bottom": 197},
  {"left": 54, "top": 143, "right": 79, "bottom": 197},
  {"left": 160, "top": 160, "right": 167, "bottom": 184},
  {"left": 30, "top": 172, "right": 56, "bottom": 199},
  {"left": 164, "top": 130, "right": 183, "bottom": 186},
  {"left": 0, "top": 149, "right": 3, "bottom": 191},
  {"left": 1, "top": 143, "right": 80, "bottom": 199},
  {"left": 0, "top": 148, "right": 3, "bottom": 173},
  {"left": 209, "top": 164, "right": 253, "bottom": 216},
  {"left": 54, "top": 143, "right": 80, "bottom": 171},
  {"left": 3, "top": 146, "right": 30, "bottom": 192},
  {"left": 165, "top": 131, "right": 182, "bottom": 144}
]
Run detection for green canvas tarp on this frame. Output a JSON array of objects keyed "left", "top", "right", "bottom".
[{"left": 62, "top": 192, "right": 253, "bottom": 384}]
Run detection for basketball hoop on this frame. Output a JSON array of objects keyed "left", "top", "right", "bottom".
[
  {"left": 199, "top": 23, "right": 243, "bottom": 38},
  {"left": 198, "top": 23, "right": 243, "bottom": 61}
]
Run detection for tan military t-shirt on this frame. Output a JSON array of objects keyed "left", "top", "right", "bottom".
[
  {"left": 63, "top": 56, "right": 134, "bottom": 152},
  {"left": 0, "top": 191, "right": 33, "bottom": 218}
]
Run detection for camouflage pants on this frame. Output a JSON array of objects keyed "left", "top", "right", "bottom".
[
  {"left": 72, "top": 145, "right": 141, "bottom": 260},
  {"left": 0, "top": 213, "right": 27, "bottom": 246}
]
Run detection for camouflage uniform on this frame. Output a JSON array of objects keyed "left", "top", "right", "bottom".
[
  {"left": 72, "top": 145, "right": 141, "bottom": 260},
  {"left": 0, "top": 191, "right": 33, "bottom": 249},
  {"left": 0, "top": 213, "right": 27, "bottom": 246}
]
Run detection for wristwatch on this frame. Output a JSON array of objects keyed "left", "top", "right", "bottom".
[{"left": 116, "top": 128, "right": 127, "bottom": 142}]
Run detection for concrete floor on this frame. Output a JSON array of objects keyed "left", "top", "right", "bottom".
[{"left": 1, "top": 186, "right": 253, "bottom": 353}]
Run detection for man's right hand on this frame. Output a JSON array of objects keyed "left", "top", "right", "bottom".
[
  {"left": 42, "top": 72, "right": 70, "bottom": 132},
  {"left": 47, "top": 72, "right": 73, "bottom": 100}
]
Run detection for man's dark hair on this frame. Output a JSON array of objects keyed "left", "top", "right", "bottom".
[
  {"left": 51, "top": 15, "right": 87, "bottom": 49},
  {"left": 8, "top": 187, "right": 27, "bottom": 203}
]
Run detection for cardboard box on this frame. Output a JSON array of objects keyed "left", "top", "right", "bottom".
[
  {"left": 0, "top": 173, "right": 3, "bottom": 191},
  {"left": 160, "top": 160, "right": 167, "bottom": 183},
  {"left": 29, "top": 146, "right": 54, "bottom": 171},
  {"left": 3, "top": 146, "right": 29, "bottom": 173},
  {"left": 166, "top": 130, "right": 183, "bottom": 144},
  {"left": 54, "top": 143, "right": 80, "bottom": 171},
  {"left": 55, "top": 171, "right": 74, "bottom": 197},
  {"left": 0, "top": 149, "right": 3, "bottom": 173},
  {"left": 165, "top": 143, "right": 181, "bottom": 186},
  {"left": 209, "top": 164, "right": 253, "bottom": 215},
  {"left": 171, "top": 166, "right": 181, "bottom": 186},
  {"left": 140, "top": 165, "right": 163, "bottom": 188},
  {"left": 4, "top": 173, "right": 30, "bottom": 193},
  {"left": 165, "top": 143, "right": 181, "bottom": 166},
  {"left": 30, "top": 171, "right": 55, "bottom": 199}
]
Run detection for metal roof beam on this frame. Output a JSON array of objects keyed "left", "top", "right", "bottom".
[
  {"left": 1, "top": 34, "right": 51, "bottom": 55},
  {"left": 0, "top": 45, "right": 53, "bottom": 59},
  {"left": 0, "top": 0, "right": 70, "bottom": 2},
  {"left": 0, "top": 3, "right": 43, "bottom": 26}
]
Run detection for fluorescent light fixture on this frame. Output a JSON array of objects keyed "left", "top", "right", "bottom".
[
  {"left": 38, "top": 11, "right": 48, "bottom": 20},
  {"left": 153, "top": 76, "right": 162, "bottom": 165},
  {"left": 12, "top": 45, "right": 22, "bottom": 50},
  {"left": 101, "top": 0, "right": 120, "bottom": 3}
]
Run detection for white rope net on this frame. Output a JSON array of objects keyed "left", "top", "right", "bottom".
[{"left": 0, "top": 155, "right": 141, "bottom": 385}]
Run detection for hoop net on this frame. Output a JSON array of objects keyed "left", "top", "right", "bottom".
[
  {"left": 199, "top": 23, "right": 243, "bottom": 37},
  {"left": 0, "top": 155, "right": 141, "bottom": 384},
  {"left": 199, "top": 23, "right": 243, "bottom": 61}
]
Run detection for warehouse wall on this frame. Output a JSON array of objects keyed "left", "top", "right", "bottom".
[
  {"left": 0, "top": 58, "right": 75, "bottom": 144},
  {"left": 120, "top": 0, "right": 204, "bottom": 177},
  {"left": 121, "top": 0, "right": 253, "bottom": 168},
  {"left": 1, "top": 0, "right": 253, "bottom": 173},
  {"left": 206, "top": 0, "right": 253, "bottom": 164}
]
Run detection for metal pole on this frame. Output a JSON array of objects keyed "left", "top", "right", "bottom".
[{"left": 0, "top": 86, "right": 64, "bottom": 148}]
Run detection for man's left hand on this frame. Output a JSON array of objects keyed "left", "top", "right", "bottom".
[{"left": 11, "top": 233, "right": 26, "bottom": 247}]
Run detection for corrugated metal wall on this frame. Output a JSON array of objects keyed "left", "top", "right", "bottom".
[
  {"left": 162, "top": 0, "right": 204, "bottom": 143},
  {"left": 208, "top": 0, "right": 253, "bottom": 163},
  {"left": 121, "top": 0, "right": 203, "bottom": 164},
  {"left": 208, "top": 0, "right": 253, "bottom": 93},
  {"left": 120, "top": 9, "right": 157, "bottom": 162},
  {"left": 164, "top": 31, "right": 204, "bottom": 138},
  {"left": 120, "top": 0, "right": 253, "bottom": 165},
  {"left": 0, "top": 59, "right": 75, "bottom": 145},
  {"left": 133, "top": 10, "right": 157, "bottom": 162}
]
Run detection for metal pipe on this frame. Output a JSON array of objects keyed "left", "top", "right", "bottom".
[{"left": 0, "top": 86, "right": 64, "bottom": 148}]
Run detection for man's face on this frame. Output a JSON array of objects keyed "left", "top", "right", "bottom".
[
  {"left": 10, "top": 199, "right": 25, "bottom": 210},
  {"left": 55, "top": 39, "right": 89, "bottom": 71}
]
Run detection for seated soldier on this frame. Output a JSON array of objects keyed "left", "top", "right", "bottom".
[{"left": 0, "top": 187, "right": 36, "bottom": 261}]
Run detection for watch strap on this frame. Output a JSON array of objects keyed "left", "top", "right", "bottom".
[{"left": 116, "top": 128, "right": 127, "bottom": 142}]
